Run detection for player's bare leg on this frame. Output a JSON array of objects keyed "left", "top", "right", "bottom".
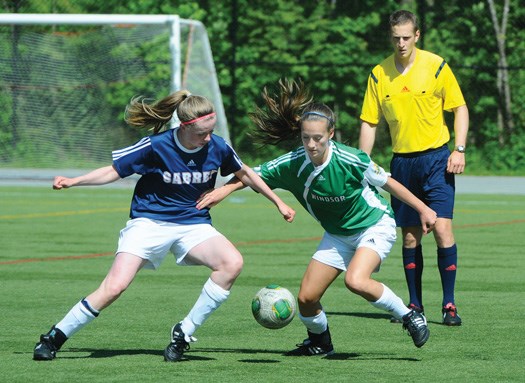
[
  {"left": 34, "top": 253, "right": 146, "bottom": 361},
  {"left": 286, "top": 260, "right": 340, "bottom": 356}
]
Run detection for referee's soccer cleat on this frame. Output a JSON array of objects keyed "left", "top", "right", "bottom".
[
  {"left": 285, "top": 328, "right": 334, "bottom": 357},
  {"left": 164, "top": 323, "right": 190, "bottom": 362},
  {"left": 442, "top": 303, "right": 462, "bottom": 326},
  {"left": 390, "top": 303, "right": 424, "bottom": 323},
  {"left": 33, "top": 326, "right": 67, "bottom": 361},
  {"left": 402, "top": 309, "right": 429, "bottom": 348}
]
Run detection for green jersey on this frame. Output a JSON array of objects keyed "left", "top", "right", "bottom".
[{"left": 255, "top": 141, "right": 394, "bottom": 236}]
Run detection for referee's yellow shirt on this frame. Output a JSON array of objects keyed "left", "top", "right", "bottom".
[{"left": 360, "top": 49, "right": 466, "bottom": 154}]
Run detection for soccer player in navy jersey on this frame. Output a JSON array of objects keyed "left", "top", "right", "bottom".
[
  {"left": 33, "top": 90, "right": 295, "bottom": 362},
  {"left": 199, "top": 79, "right": 436, "bottom": 356}
]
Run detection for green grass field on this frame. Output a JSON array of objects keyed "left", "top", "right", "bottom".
[{"left": 1, "top": 185, "right": 524, "bottom": 382}]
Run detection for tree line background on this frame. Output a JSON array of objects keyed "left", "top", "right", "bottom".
[{"left": 3, "top": 0, "right": 524, "bottom": 175}]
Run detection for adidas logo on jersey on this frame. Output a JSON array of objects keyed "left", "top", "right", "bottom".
[
  {"left": 187, "top": 159, "right": 197, "bottom": 167},
  {"left": 317, "top": 175, "right": 326, "bottom": 181}
]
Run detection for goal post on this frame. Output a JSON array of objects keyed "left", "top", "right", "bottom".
[{"left": 0, "top": 13, "right": 230, "bottom": 169}]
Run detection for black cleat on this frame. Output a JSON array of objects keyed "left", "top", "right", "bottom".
[
  {"left": 402, "top": 309, "right": 430, "bottom": 348},
  {"left": 285, "top": 338, "right": 334, "bottom": 356},
  {"left": 33, "top": 334, "right": 58, "bottom": 361},
  {"left": 285, "top": 328, "right": 334, "bottom": 356},
  {"left": 391, "top": 304, "right": 424, "bottom": 323},
  {"left": 442, "top": 303, "right": 462, "bottom": 326},
  {"left": 164, "top": 323, "right": 190, "bottom": 362},
  {"left": 33, "top": 326, "right": 66, "bottom": 361}
]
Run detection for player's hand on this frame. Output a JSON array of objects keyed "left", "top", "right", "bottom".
[
  {"left": 277, "top": 203, "right": 295, "bottom": 223},
  {"left": 196, "top": 188, "right": 229, "bottom": 210},
  {"left": 447, "top": 151, "right": 465, "bottom": 174},
  {"left": 420, "top": 207, "right": 437, "bottom": 234},
  {"left": 53, "top": 176, "right": 74, "bottom": 190}
]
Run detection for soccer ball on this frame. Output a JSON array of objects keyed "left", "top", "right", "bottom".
[{"left": 251, "top": 284, "right": 296, "bottom": 329}]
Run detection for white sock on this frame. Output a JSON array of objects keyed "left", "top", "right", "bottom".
[
  {"left": 180, "top": 278, "right": 230, "bottom": 337},
  {"left": 298, "top": 310, "right": 328, "bottom": 334},
  {"left": 56, "top": 299, "right": 99, "bottom": 338},
  {"left": 369, "top": 284, "right": 410, "bottom": 320}
]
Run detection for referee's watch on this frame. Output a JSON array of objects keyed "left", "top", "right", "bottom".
[{"left": 455, "top": 145, "right": 466, "bottom": 153}]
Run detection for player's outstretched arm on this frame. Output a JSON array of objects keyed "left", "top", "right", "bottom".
[
  {"left": 197, "top": 165, "right": 295, "bottom": 222},
  {"left": 196, "top": 178, "right": 245, "bottom": 210},
  {"left": 233, "top": 164, "right": 295, "bottom": 222},
  {"left": 53, "top": 165, "right": 121, "bottom": 190},
  {"left": 382, "top": 176, "right": 437, "bottom": 234}
]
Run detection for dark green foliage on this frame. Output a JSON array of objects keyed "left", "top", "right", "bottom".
[{"left": 1, "top": 0, "right": 524, "bottom": 174}]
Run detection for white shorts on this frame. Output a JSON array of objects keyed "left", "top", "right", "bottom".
[
  {"left": 312, "top": 215, "right": 397, "bottom": 272},
  {"left": 117, "top": 217, "right": 224, "bottom": 270}
]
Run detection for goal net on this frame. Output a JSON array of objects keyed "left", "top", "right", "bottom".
[{"left": 0, "top": 14, "right": 230, "bottom": 169}]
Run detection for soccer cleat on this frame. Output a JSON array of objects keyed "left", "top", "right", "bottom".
[
  {"left": 33, "top": 334, "right": 58, "bottom": 361},
  {"left": 33, "top": 326, "right": 67, "bottom": 361},
  {"left": 442, "top": 303, "right": 462, "bottom": 326},
  {"left": 285, "top": 328, "right": 334, "bottom": 357},
  {"left": 164, "top": 323, "right": 190, "bottom": 362},
  {"left": 285, "top": 338, "right": 335, "bottom": 356},
  {"left": 390, "top": 304, "right": 424, "bottom": 323},
  {"left": 402, "top": 309, "right": 430, "bottom": 348}
]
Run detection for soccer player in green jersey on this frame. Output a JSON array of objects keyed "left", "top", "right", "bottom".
[
  {"left": 359, "top": 10, "right": 469, "bottom": 326},
  {"left": 198, "top": 79, "right": 437, "bottom": 355}
]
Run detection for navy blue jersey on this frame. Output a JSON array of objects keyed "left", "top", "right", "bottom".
[{"left": 112, "top": 128, "right": 242, "bottom": 224}]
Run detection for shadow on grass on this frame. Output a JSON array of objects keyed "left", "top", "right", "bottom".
[
  {"left": 26, "top": 346, "right": 420, "bottom": 363},
  {"left": 239, "top": 359, "right": 280, "bottom": 363},
  {"left": 197, "top": 348, "right": 421, "bottom": 362},
  {"left": 325, "top": 353, "right": 420, "bottom": 362},
  {"left": 63, "top": 348, "right": 215, "bottom": 361},
  {"left": 326, "top": 311, "right": 392, "bottom": 320}
]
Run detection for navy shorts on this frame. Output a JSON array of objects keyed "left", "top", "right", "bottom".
[{"left": 390, "top": 145, "right": 455, "bottom": 227}]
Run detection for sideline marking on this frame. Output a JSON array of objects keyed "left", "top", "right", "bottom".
[
  {"left": 2, "top": 220, "right": 524, "bottom": 266},
  {"left": 0, "top": 237, "right": 323, "bottom": 265},
  {"left": 0, "top": 252, "right": 114, "bottom": 265},
  {"left": 0, "top": 208, "right": 128, "bottom": 220},
  {"left": 455, "top": 219, "right": 525, "bottom": 228}
]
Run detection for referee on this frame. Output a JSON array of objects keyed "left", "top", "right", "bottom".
[{"left": 359, "top": 10, "right": 469, "bottom": 326}]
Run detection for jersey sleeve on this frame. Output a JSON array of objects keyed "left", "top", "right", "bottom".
[
  {"left": 363, "top": 159, "right": 389, "bottom": 187},
  {"left": 359, "top": 67, "right": 382, "bottom": 125},
  {"left": 253, "top": 163, "right": 280, "bottom": 190},
  {"left": 253, "top": 158, "right": 291, "bottom": 190},
  {"left": 439, "top": 63, "right": 466, "bottom": 112},
  {"left": 219, "top": 141, "right": 243, "bottom": 177},
  {"left": 112, "top": 137, "right": 156, "bottom": 178}
]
